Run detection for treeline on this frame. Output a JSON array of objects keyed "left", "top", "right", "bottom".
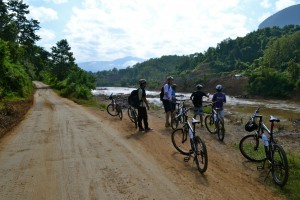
[
  {"left": 0, "top": 0, "right": 95, "bottom": 100},
  {"left": 94, "top": 25, "right": 300, "bottom": 98}
]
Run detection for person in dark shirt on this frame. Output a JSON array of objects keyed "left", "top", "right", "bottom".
[
  {"left": 190, "top": 84, "right": 208, "bottom": 127},
  {"left": 212, "top": 84, "right": 226, "bottom": 122}
]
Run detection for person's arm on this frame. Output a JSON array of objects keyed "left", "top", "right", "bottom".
[{"left": 143, "top": 96, "right": 149, "bottom": 110}]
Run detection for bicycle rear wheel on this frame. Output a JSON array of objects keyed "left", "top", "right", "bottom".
[
  {"left": 239, "top": 134, "right": 265, "bottom": 162},
  {"left": 171, "top": 116, "right": 180, "bottom": 130},
  {"left": 271, "top": 144, "right": 289, "bottom": 187},
  {"left": 217, "top": 120, "right": 225, "bottom": 141},
  {"left": 194, "top": 136, "right": 208, "bottom": 173},
  {"left": 127, "top": 107, "right": 134, "bottom": 122},
  {"left": 171, "top": 129, "right": 190, "bottom": 155},
  {"left": 107, "top": 104, "right": 119, "bottom": 116},
  {"left": 205, "top": 115, "right": 216, "bottom": 134}
]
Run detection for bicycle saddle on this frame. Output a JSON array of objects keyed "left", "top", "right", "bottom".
[
  {"left": 270, "top": 115, "right": 280, "bottom": 122},
  {"left": 192, "top": 118, "right": 200, "bottom": 124}
]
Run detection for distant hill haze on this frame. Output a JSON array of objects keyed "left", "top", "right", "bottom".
[
  {"left": 259, "top": 4, "right": 300, "bottom": 29},
  {"left": 77, "top": 56, "right": 145, "bottom": 72}
]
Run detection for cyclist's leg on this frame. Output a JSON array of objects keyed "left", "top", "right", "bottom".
[{"left": 137, "top": 107, "right": 144, "bottom": 130}]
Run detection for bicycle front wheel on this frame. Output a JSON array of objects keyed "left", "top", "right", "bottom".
[
  {"left": 127, "top": 107, "right": 135, "bottom": 122},
  {"left": 171, "top": 129, "right": 190, "bottom": 155},
  {"left": 239, "top": 134, "right": 265, "bottom": 162},
  {"left": 107, "top": 104, "right": 119, "bottom": 116},
  {"left": 217, "top": 120, "right": 225, "bottom": 141},
  {"left": 271, "top": 144, "right": 289, "bottom": 187},
  {"left": 194, "top": 136, "right": 208, "bottom": 173},
  {"left": 205, "top": 115, "right": 216, "bottom": 134}
]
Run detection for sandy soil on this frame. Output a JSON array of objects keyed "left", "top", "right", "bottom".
[{"left": 0, "top": 82, "right": 286, "bottom": 200}]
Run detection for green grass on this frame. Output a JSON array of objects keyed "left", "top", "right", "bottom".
[{"left": 71, "top": 96, "right": 106, "bottom": 109}]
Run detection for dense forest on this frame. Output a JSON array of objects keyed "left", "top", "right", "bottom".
[
  {"left": 0, "top": 0, "right": 95, "bottom": 100},
  {"left": 94, "top": 25, "right": 300, "bottom": 98}
]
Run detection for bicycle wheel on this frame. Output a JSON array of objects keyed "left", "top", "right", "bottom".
[
  {"left": 127, "top": 107, "right": 135, "bottom": 122},
  {"left": 133, "top": 109, "right": 138, "bottom": 129},
  {"left": 107, "top": 104, "right": 119, "bottom": 116},
  {"left": 171, "top": 116, "right": 180, "bottom": 130},
  {"left": 117, "top": 105, "right": 123, "bottom": 120},
  {"left": 239, "top": 134, "right": 265, "bottom": 162},
  {"left": 271, "top": 144, "right": 289, "bottom": 187},
  {"left": 205, "top": 115, "right": 216, "bottom": 134},
  {"left": 217, "top": 119, "right": 225, "bottom": 141},
  {"left": 194, "top": 136, "right": 208, "bottom": 173},
  {"left": 171, "top": 129, "right": 190, "bottom": 155}
]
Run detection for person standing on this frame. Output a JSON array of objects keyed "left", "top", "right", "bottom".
[
  {"left": 212, "top": 84, "right": 226, "bottom": 122},
  {"left": 171, "top": 84, "right": 177, "bottom": 120},
  {"left": 137, "top": 79, "right": 152, "bottom": 132},
  {"left": 162, "top": 76, "right": 174, "bottom": 127},
  {"left": 190, "top": 84, "right": 208, "bottom": 127}
]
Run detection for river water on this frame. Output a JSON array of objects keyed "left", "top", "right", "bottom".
[{"left": 92, "top": 87, "right": 300, "bottom": 129}]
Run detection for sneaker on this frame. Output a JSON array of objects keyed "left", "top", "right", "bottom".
[
  {"left": 139, "top": 128, "right": 145, "bottom": 132},
  {"left": 145, "top": 128, "right": 153, "bottom": 132}
]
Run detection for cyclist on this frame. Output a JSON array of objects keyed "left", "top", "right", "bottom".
[
  {"left": 190, "top": 84, "right": 208, "bottom": 127},
  {"left": 162, "top": 76, "right": 174, "bottom": 127},
  {"left": 212, "top": 84, "right": 226, "bottom": 122},
  {"left": 137, "top": 79, "right": 153, "bottom": 132}
]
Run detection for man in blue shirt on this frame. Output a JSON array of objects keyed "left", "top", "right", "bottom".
[{"left": 212, "top": 84, "right": 226, "bottom": 122}]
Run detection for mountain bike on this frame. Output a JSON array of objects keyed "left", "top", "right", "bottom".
[
  {"left": 204, "top": 103, "right": 225, "bottom": 141},
  {"left": 171, "top": 99, "right": 187, "bottom": 130},
  {"left": 127, "top": 105, "right": 138, "bottom": 128},
  {"left": 106, "top": 93, "right": 123, "bottom": 120},
  {"left": 239, "top": 107, "right": 289, "bottom": 187},
  {"left": 171, "top": 107, "right": 208, "bottom": 173}
]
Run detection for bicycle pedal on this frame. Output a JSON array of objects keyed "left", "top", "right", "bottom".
[
  {"left": 257, "top": 166, "right": 264, "bottom": 171},
  {"left": 184, "top": 157, "right": 190, "bottom": 162}
]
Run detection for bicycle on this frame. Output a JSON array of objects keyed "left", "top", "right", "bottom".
[
  {"left": 127, "top": 105, "right": 138, "bottom": 129},
  {"left": 204, "top": 103, "right": 225, "bottom": 141},
  {"left": 171, "top": 107, "right": 208, "bottom": 173},
  {"left": 171, "top": 99, "right": 187, "bottom": 130},
  {"left": 106, "top": 93, "right": 123, "bottom": 120},
  {"left": 239, "top": 107, "right": 289, "bottom": 187}
]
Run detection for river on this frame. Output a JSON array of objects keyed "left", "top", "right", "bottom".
[{"left": 92, "top": 87, "right": 300, "bottom": 131}]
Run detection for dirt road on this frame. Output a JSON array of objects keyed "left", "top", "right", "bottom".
[{"left": 0, "top": 82, "right": 284, "bottom": 200}]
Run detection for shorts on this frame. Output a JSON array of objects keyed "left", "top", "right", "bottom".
[
  {"left": 194, "top": 106, "right": 203, "bottom": 115},
  {"left": 163, "top": 99, "right": 172, "bottom": 112}
]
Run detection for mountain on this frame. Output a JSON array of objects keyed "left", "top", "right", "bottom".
[
  {"left": 259, "top": 4, "right": 300, "bottom": 29},
  {"left": 77, "top": 56, "right": 145, "bottom": 72}
]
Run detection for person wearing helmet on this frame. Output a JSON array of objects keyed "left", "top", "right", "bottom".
[
  {"left": 212, "top": 84, "right": 226, "bottom": 121},
  {"left": 137, "top": 79, "right": 152, "bottom": 132},
  {"left": 190, "top": 84, "right": 209, "bottom": 127},
  {"left": 162, "top": 76, "right": 174, "bottom": 127}
]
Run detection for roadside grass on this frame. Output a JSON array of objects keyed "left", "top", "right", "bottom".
[
  {"left": 71, "top": 96, "right": 106, "bottom": 109},
  {"left": 233, "top": 143, "right": 300, "bottom": 200}
]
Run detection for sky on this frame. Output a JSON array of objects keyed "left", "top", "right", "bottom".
[{"left": 23, "top": 0, "right": 300, "bottom": 63}]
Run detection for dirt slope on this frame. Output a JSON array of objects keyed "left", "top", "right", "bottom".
[{"left": 0, "top": 82, "right": 284, "bottom": 200}]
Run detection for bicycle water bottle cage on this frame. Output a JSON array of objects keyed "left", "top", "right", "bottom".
[
  {"left": 192, "top": 118, "right": 200, "bottom": 124},
  {"left": 270, "top": 116, "right": 280, "bottom": 123}
]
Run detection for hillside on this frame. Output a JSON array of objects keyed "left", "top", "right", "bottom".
[{"left": 259, "top": 4, "right": 300, "bottom": 29}]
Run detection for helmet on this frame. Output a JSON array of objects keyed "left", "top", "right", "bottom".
[
  {"left": 216, "top": 84, "right": 223, "bottom": 92},
  {"left": 196, "top": 84, "right": 203, "bottom": 89},
  {"left": 167, "top": 76, "right": 174, "bottom": 81},
  {"left": 245, "top": 121, "right": 258, "bottom": 132},
  {"left": 139, "top": 79, "right": 147, "bottom": 85},
  {"left": 171, "top": 84, "right": 177, "bottom": 89}
]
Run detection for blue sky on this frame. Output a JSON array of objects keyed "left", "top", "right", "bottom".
[{"left": 23, "top": 0, "right": 300, "bottom": 63}]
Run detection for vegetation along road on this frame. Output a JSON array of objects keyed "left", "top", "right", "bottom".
[{"left": 0, "top": 82, "right": 288, "bottom": 199}]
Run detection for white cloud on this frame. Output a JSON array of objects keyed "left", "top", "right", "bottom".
[
  {"left": 64, "top": 0, "right": 250, "bottom": 62},
  {"left": 275, "top": 0, "right": 296, "bottom": 11},
  {"left": 29, "top": 6, "right": 58, "bottom": 22},
  {"left": 36, "top": 28, "right": 56, "bottom": 50},
  {"left": 258, "top": 12, "right": 272, "bottom": 23},
  {"left": 260, "top": 0, "right": 272, "bottom": 8},
  {"left": 45, "top": 0, "right": 68, "bottom": 4}
]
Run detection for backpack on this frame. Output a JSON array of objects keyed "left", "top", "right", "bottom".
[
  {"left": 159, "top": 86, "right": 164, "bottom": 101},
  {"left": 128, "top": 89, "right": 140, "bottom": 108}
]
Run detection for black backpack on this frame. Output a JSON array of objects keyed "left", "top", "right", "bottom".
[
  {"left": 159, "top": 86, "right": 164, "bottom": 101},
  {"left": 128, "top": 89, "right": 140, "bottom": 108}
]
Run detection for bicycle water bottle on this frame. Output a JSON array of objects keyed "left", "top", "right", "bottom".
[
  {"left": 188, "top": 128, "right": 194, "bottom": 139},
  {"left": 262, "top": 133, "right": 269, "bottom": 146}
]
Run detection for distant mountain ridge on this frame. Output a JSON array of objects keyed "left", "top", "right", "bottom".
[
  {"left": 77, "top": 56, "right": 145, "bottom": 72},
  {"left": 259, "top": 4, "right": 300, "bottom": 29}
]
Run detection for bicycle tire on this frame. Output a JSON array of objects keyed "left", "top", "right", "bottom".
[
  {"left": 271, "top": 144, "right": 289, "bottom": 187},
  {"left": 217, "top": 119, "right": 225, "bottom": 141},
  {"left": 194, "top": 136, "right": 208, "bottom": 173},
  {"left": 117, "top": 105, "right": 123, "bottom": 120},
  {"left": 239, "top": 134, "right": 265, "bottom": 162},
  {"left": 127, "top": 107, "right": 134, "bottom": 122},
  {"left": 171, "top": 117, "right": 180, "bottom": 130},
  {"left": 171, "top": 129, "right": 190, "bottom": 155},
  {"left": 205, "top": 115, "right": 216, "bottom": 134},
  {"left": 107, "top": 104, "right": 119, "bottom": 116}
]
